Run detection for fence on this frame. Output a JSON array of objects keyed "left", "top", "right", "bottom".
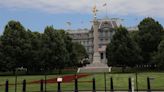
[{"left": 0, "top": 72, "right": 164, "bottom": 92}]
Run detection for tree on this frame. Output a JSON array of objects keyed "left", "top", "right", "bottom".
[
  {"left": 0, "top": 20, "right": 90, "bottom": 73},
  {"left": 42, "top": 26, "right": 69, "bottom": 73},
  {"left": 137, "top": 17, "right": 163, "bottom": 64},
  {"left": 57, "top": 30, "right": 72, "bottom": 66},
  {"left": 0, "top": 37, "right": 5, "bottom": 71},
  {"left": 24, "top": 30, "right": 43, "bottom": 73},
  {"left": 72, "top": 42, "right": 88, "bottom": 66},
  {"left": 53, "top": 30, "right": 89, "bottom": 67},
  {"left": 153, "top": 40, "right": 164, "bottom": 69},
  {"left": 162, "top": 30, "right": 164, "bottom": 40},
  {"left": 1, "top": 20, "right": 29, "bottom": 73},
  {"left": 106, "top": 26, "right": 142, "bottom": 71}
]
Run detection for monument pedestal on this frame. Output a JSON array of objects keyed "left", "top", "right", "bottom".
[
  {"left": 77, "top": 52, "right": 111, "bottom": 73},
  {"left": 77, "top": 62, "right": 111, "bottom": 73},
  {"left": 93, "top": 52, "right": 101, "bottom": 63}
]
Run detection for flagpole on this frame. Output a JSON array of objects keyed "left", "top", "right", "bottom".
[
  {"left": 103, "top": 0, "right": 108, "bottom": 18},
  {"left": 106, "top": 2, "right": 107, "bottom": 18},
  {"left": 66, "top": 22, "right": 71, "bottom": 31}
]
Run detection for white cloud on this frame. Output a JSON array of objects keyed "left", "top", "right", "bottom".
[{"left": 0, "top": 0, "right": 164, "bottom": 17}]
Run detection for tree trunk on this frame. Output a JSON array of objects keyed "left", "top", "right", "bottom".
[
  {"left": 122, "top": 66, "right": 126, "bottom": 72},
  {"left": 13, "top": 69, "right": 15, "bottom": 75},
  {"left": 58, "top": 69, "right": 62, "bottom": 75}
]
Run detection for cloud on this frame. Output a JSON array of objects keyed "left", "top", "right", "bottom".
[
  {"left": 0, "top": 0, "right": 164, "bottom": 17},
  {"left": 110, "top": 0, "right": 164, "bottom": 17}
]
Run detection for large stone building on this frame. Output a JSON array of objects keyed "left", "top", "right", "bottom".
[{"left": 68, "top": 17, "right": 122, "bottom": 64}]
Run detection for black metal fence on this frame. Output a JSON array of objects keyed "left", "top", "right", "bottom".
[{"left": 1, "top": 73, "right": 164, "bottom": 92}]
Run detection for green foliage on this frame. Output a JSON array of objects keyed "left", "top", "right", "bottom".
[
  {"left": 162, "top": 31, "right": 164, "bottom": 40},
  {"left": 129, "top": 31, "right": 139, "bottom": 41},
  {"left": 137, "top": 17, "right": 163, "bottom": 64},
  {"left": 25, "top": 30, "right": 43, "bottom": 72},
  {"left": 153, "top": 40, "right": 164, "bottom": 69},
  {"left": 57, "top": 30, "right": 74, "bottom": 67},
  {"left": 0, "top": 20, "right": 28, "bottom": 71},
  {"left": 0, "top": 20, "right": 88, "bottom": 73},
  {"left": 106, "top": 26, "right": 142, "bottom": 67},
  {"left": 72, "top": 42, "right": 88, "bottom": 66},
  {"left": 42, "top": 26, "right": 69, "bottom": 71},
  {"left": 0, "top": 38, "right": 5, "bottom": 71}
]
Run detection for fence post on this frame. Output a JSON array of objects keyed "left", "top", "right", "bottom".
[
  {"left": 15, "top": 74, "right": 17, "bottom": 92},
  {"left": 110, "top": 77, "right": 114, "bottom": 92},
  {"left": 22, "top": 79, "right": 26, "bottom": 92},
  {"left": 92, "top": 77, "right": 96, "bottom": 92},
  {"left": 104, "top": 73, "right": 107, "bottom": 92},
  {"left": 135, "top": 72, "right": 138, "bottom": 92},
  {"left": 74, "top": 76, "right": 78, "bottom": 92},
  {"left": 57, "top": 81, "right": 61, "bottom": 92},
  {"left": 40, "top": 79, "right": 44, "bottom": 92},
  {"left": 128, "top": 77, "right": 132, "bottom": 92},
  {"left": 5, "top": 80, "right": 8, "bottom": 92},
  {"left": 44, "top": 74, "right": 47, "bottom": 92},
  {"left": 147, "top": 77, "right": 151, "bottom": 92}
]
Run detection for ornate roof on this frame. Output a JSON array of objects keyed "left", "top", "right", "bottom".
[{"left": 98, "top": 18, "right": 121, "bottom": 29}]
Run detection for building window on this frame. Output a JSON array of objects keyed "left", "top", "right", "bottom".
[
  {"left": 101, "top": 53, "right": 103, "bottom": 59},
  {"left": 100, "top": 39, "right": 103, "bottom": 42}
]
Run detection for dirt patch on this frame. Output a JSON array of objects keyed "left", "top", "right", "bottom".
[{"left": 29, "top": 74, "right": 90, "bottom": 84}]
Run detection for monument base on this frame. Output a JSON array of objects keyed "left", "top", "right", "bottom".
[
  {"left": 77, "top": 52, "right": 111, "bottom": 73},
  {"left": 92, "top": 52, "right": 101, "bottom": 63},
  {"left": 77, "top": 62, "right": 111, "bottom": 73}
]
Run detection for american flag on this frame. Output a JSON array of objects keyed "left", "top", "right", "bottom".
[
  {"left": 66, "top": 22, "right": 71, "bottom": 26},
  {"left": 103, "top": 3, "right": 107, "bottom": 7}
]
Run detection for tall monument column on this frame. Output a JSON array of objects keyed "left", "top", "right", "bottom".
[
  {"left": 77, "top": 5, "right": 111, "bottom": 73},
  {"left": 93, "top": 19, "right": 99, "bottom": 53},
  {"left": 92, "top": 19, "right": 101, "bottom": 63}
]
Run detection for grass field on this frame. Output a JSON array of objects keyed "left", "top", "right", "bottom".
[{"left": 0, "top": 72, "right": 164, "bottom": 92}]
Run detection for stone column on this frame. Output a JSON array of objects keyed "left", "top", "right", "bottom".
[
  {"left": 93, "top": 19, "right": 99, "bottom": 53},
  {"left": 92, "top": 19, "right": 101, "bottom": 63}
]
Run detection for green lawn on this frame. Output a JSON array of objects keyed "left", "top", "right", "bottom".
[{"left": 0, "top": 72, "right": 164, "bottom": 92}]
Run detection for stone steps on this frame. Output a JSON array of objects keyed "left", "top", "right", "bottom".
[
  {"left": 78, "top": 67, "right": 111, "bottom": 73},
  {"left": 77, "top": 62, "right": 111, "bottom": 73},
  {"left": 86, "top": 62, "right": 109, "bottom": 67}
]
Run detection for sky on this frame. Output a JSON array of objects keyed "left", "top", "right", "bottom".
[{"left": 0, "top": 0, "right": 164, "bottom": 34}]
